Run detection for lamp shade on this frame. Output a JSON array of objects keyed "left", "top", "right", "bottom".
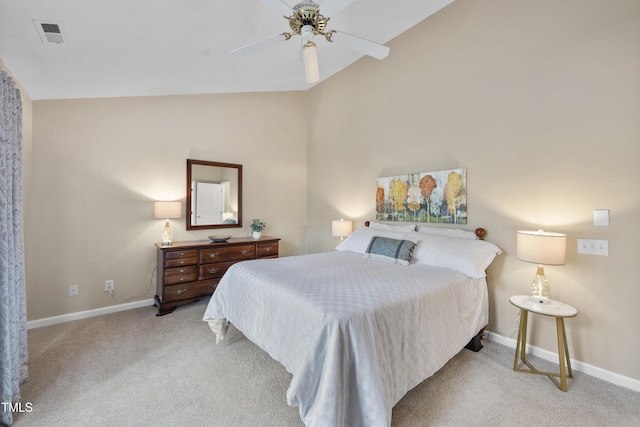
[
  {"left": 154, "top": 201, "right": 182, "bottom": 219},
  {"left": 517, "top": 230, "right": 566, "bottom": 265},
  {"left": 332, "top": 219, "right": 353, "bottom": 238}
]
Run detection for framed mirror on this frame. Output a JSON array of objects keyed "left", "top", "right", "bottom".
[{"left": 186, "top": 159, "right": 242, "bottom": 230}]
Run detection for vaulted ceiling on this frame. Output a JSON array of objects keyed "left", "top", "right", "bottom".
[{"left": 0, "top": 0, "right": 454, "bottom": 100}]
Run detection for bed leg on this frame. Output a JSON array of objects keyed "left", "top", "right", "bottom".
[{"left": 465, "top": 329, "right": 484, "bottom": 352}]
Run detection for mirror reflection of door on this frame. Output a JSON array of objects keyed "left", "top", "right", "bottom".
[
  {"left": 186, "top": 159, "right": 242, "bottom": 230},
  {"left": 192, "top": 181, "right": 223, "bottom": 225}
]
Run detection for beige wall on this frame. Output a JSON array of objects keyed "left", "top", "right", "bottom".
[
  {"left": 19, "top": 0, "right": 640, "bottom": 385},
  {"left": 29, "top": 92, "right": 308, "bottom": 319},
  {"left": 307, "top": 0, "right": 640, "bottom": 380}
]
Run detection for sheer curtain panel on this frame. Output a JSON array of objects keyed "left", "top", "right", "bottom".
[{"left": 0, "top": 70, "right": 28, "bottom": 426}]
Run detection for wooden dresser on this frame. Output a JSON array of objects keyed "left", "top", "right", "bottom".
[{"left": 154, "top": 236, "right": 280, "bottom": 315}]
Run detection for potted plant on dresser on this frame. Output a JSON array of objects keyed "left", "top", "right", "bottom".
[{"left": 250, "top": 219, "right": 266, "bottom": 239}]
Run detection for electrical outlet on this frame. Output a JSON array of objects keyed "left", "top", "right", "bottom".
[
  {"left": 104, "top": 280, "right": 114, "bottom": 292},
  {"left": 69, "top": 285, "right": 78, "bottom": 296}
]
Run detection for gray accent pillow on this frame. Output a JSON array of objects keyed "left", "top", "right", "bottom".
[{"left": 364, "top": 236, "right": 416, "bottom": 265}]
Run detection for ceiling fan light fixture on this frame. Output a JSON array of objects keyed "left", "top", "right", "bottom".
[
  {"left": 303, "top": 41, "right": 319, "bottom": 83},
  {"left": 301, "top": 24, "right": 315, "bottom": 43}
]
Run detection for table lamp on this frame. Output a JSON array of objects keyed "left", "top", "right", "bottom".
[
  {"left": 154, "top": 201, "right": 182, "bottom": 246},
  {"left": 517, "top": 229, "right": 566, "bottom": 304},
  {"left": 332, "top": 219, "right": 353, "bottom": 240}
]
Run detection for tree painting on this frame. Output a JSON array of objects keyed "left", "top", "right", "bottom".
[{"left": 375, "top": 168, "right": 467, "bottom": 224}]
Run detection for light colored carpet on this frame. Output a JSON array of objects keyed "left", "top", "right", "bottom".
[{"left": 12, "top": 299, "right": 640, "bottom": 426}]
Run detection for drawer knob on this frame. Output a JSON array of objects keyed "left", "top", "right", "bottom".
[
  {"left": 208, "top": 268, "right": 219, "bottom": 274},
  {"left": 178, "top": 268, "right": 186, "bottom": 273},
  {"left": 178, "top": 252, "right": 186, "bottom": 256},
  {"left": 178, "top": 260, "right": 185, "bottom": 265},
  {"left": 264, "top": 246, "right": 273, "bottom": 252},
  {"left": 240, "top": 249, "right": 251, "bottom": 255},
  {"left": 208, "top": 253, "right": 220, "bottom": 259},
  {"left": 175, "top": 289, "right": 187, "bottom": 295},
  {"left": 179, "top": 277, "right": 185, "bottom": 282}
]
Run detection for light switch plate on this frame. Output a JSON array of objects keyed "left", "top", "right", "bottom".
[
  {"left": 577, "top": 239, "right": 609, "bottom": 256},
  {"left": 593, "top": 209, "right": 610, "bottom": 226}
]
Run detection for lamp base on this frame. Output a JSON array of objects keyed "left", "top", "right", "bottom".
[
  {"left": 529, "top": 265, "right": 551, "bottom": 305},
  {"left": 161, "top": 219, "right": 173, "bottom": 246},
  {"left": 529, "top": 295, "right": 551, "bottom": 304}
]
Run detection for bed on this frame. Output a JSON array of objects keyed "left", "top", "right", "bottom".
[{"left": 203, "top": 223, "right": 501, "bottom": 427}]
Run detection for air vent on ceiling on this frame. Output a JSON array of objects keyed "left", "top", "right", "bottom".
[{"left": 33, "top": 20, "right": 67, "bottom": 44}]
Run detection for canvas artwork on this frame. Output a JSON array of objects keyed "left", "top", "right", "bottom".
[{"left": 375, "top": 168, "right": 467, "bottom": 224}]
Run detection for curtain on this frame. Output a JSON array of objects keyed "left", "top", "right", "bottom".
[{"left": 0, "top": 70, "right": 28, "bottom": 426}]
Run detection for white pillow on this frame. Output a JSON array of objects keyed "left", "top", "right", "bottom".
[
  {"left": 336, "top": 226, "right": 408, "bottom": 254},
  {"left": 406, "top": 231, "right": 502, "bottom": 278},
  {"left": 369, "top": 221, "right": 416, "bottom": 232},
  {"left": 416, "top": 226, "right": 478, "bottom": 240}
]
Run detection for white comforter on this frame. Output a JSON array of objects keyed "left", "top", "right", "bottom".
[{"left": 203, "top": 250, "right": 488, "bottom": 427}]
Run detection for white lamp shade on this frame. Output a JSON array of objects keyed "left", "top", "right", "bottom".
[
  {"left": 517, "top": 230, "right": 566, "bottom": 265},
  {"left": 154, "top": 201, "right": 182, "bottom": 219},
  {"left": 332, "top": 219, "right": 353, "bottom": 237}
]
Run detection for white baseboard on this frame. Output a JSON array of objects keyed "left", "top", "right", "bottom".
[
  {"left": 27, "top": 299, "right": 155, "bottom": 330},
  {"left": 485, "top": 330, "right": 640, "bottom": 393}
]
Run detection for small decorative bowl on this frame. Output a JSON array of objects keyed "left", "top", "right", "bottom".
[{"left": 208, "top": 235, "right": 231, "bottom": 243}]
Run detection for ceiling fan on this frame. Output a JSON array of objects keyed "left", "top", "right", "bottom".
[{"left": 230, "top": 0, "right": 390, "bottom": 83}]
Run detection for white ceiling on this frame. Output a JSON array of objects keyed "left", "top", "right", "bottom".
[{"left": 0, "top": 0, "right": 454, "bottom": 100}]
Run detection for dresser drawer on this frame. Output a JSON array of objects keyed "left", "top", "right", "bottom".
[
  {"left": 165, "top": 265, "right": 198, "bottom": 276},
  {"left": 163, "top": 266, "right": 198, "bottom": 285},
  {"left": 164, "top": 249, "right": 198, "bottom": 268},
  {"left": 257, "top": 242, "right": 278, "bottom": 258},
  {"left": 200, "top": 245, "right": 255, "bottom": 263},
  {"left": 199, "top": 260, "right": 239, "bottom": 279},
  {"left": 163, "top": 279, "right": 218, "bottom": 302}
]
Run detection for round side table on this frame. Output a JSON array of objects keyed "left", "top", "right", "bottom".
[{"left": 509, "top": 295, "right": 578, "bottom": 392}]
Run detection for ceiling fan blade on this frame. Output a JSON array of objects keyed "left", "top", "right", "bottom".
[
  {"left": 328, "top": 31, "right": 390, "bottom": 60},
  {"left": 260, "top": 0, "right": 293, "bottom": 16},
  {"left": 230, "top": 33, "right": 288, "bottom": 57},
  {"left": 318, "top": 0, "right": 355, "bottom": 18}
]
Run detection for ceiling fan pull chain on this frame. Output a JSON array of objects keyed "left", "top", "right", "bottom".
[{"left": 299, "top": 38, "right": 304, "bottom": 65}]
